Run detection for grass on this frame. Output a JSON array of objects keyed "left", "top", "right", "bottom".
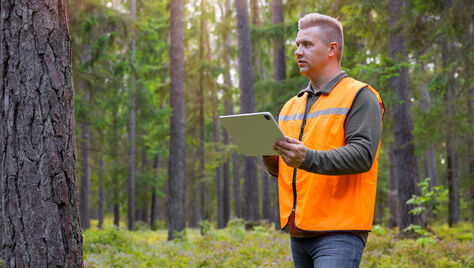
[
  {"left": 82, "top": 219, "right": 473, "bottom": 268},
  {"left": 0, "top": 218, "right": 471, "bottom": 267}
]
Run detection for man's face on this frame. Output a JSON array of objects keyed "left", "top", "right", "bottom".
[{"left": 295, "top": 26, "right": 330, "bottom": 78}]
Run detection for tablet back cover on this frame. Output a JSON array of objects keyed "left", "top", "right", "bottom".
[{"left": 219, "top": 112, "right": 284, "bottom": 156}]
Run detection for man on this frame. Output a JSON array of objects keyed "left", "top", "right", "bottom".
[{"left": 263, "top": 13, "right": 384, "bottom": 268}]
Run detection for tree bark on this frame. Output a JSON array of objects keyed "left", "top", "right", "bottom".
[
  {"left": 387, "top": 0, "right": 424, "bottom": 233},
  {"left": 168, "top": 0, "right": 186, "bottom": 240},
  {"left": 236, "top": 0, "right": 259, "bottom": 222},
  {"left": 250, "top": 0, "right": 266, "bottom": 82},
  {"left": 98, "top": 157, "right": 105, "bottom": 229},
  {"left": 388, "top": 145, "right": 398, "bottom": 228},
  {"left": 207, "top": 24, "right": 225, "bottom": 229},
  {"left": 220, "top": 0, "right": 232, "bottom": 227},
  {"left": 0, "top": 0, "right": 83, "bottom": 266},
  {"left": 233, "top": 153, "right": 241, "bottom": 218},
  {"left": 419, "top": 88, "right": 439, "bottom": 187},
  {"left": 441, "top": 39, "right": 460, "bottom": 226},
  {"left": 271, "top": 0, "right": 285, "bottom": 229},
  {"left": 261, "top": 160, "right": 272, "bottom": 222},
  {"left": 272, "top": 0, "right": 286, "bottom": 81},
  {"left": 127, "top": 0, "right": 137, "bottom": 231},
  {"left": 151, "top": 154, "right": 160, "bottom": 228},
  {"left": 199, "top": 0, "right": 207, "bottom": 224},
  {"left": 467, "top": 13, "right": 474, "bottom": 223}
]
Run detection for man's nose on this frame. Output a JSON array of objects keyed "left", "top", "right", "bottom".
[{"left": 295, "top": 47, "right": 303, "bottom": 58}]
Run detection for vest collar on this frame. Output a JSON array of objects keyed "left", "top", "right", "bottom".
[{"left": 297, "top": 71, "right": 348, "bottom": 97}]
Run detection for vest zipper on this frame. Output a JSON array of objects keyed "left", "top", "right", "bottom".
[{"left": 290, "top": 96, "right": 311, "bottom": 216}]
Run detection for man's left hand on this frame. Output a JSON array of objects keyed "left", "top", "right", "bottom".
[{"left": 273, "top": 136, "right": 307, "bottom": 168}]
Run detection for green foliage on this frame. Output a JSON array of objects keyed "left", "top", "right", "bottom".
[
  {"left": 407, "top": 178, "right": 448, "bottom": 219},
  {"left": 372, "top": 224, "right": 387, "bottom": 235},
  {"left": 403, "top": 224, "right": 438, "bottom": 248},
  {"left": 363, "top": 223, "right": 473, "bottom": 267},
  {"left": 83, "top": 222, "right": 473, "bottom": 267},
  {"left": 151, "top": 220, "right": 166, "bottom": 230}
]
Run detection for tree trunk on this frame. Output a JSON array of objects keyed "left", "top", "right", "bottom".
[
  {"left": 98, "top": 157, "right": 105, "bottom": 229},
  {"left": 207, "top": 28, "right": 225, "bottom": 229},
  {"left": 272, "top": 0, "right": 286, "bottom": 81},
  {"left": 127, "top": 0, "right": 137, "bottom": 231},
  {"left": 111, "top": 97, "right": 120, "bottom": 227},
  {"left": 168, "top": 0, "right": 186, "bottom": 240},
  {"left": 261, "top": 160, "right": 272, "bottom": 222},
  {"left": 387, "top": 0, "right": 424, "bottom": 234},
  {"left": 467, "top": 14, "right": 474, "bottom": 223},
  {"left": 0, "top": 0, "right": 83, "bottom": 266},
  {"left": 250, "top": 0, "right": 266, "bottom": 81},
  {"left": 199, "top": 0, "right": 207, "bottom": 224},
  {"left": 113, "top": 203, "right": 120, "bottom": 227},
  {"left": 388, "top": 145, "right": 398, "bottom": 228},
  {"left": 273, "top": 179, "right": 280, "bottom": 229},
  {"left": 236, "top": 0, "right": 259, "bottom": 222},
  {"left": 419, "top": 88, "right": 439, "bottom": 187},
  {"left": 233, "top": 152, "right": 241, "bottom": 218},
  {"left": 220, "top": 0, "right": 232, "bottom": 227},
  {"left": 151, "top": 154, "right": 160, "bottom": 228},
  {"left": 271, "top": 0, "right": 285, "bottom": 229},
  {"left": 441, "top": 39, "right": 460, "bottom": 226}
]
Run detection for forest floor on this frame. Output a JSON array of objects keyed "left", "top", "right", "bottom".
[{"left": 81, "top": 218, "right": 473, "bottom": 267}]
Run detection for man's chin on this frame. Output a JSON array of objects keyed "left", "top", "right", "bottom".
[{"left": 299, "top": 69, "right": 309, "bottom": 75}]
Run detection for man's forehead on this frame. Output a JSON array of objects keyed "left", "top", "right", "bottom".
[{"left": 296, "top": 26, "right": 323, "bottom": 41}]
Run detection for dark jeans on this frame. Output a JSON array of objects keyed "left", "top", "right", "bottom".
[{"left": 290, "top": 232, "right": 365, "bottom": 268}]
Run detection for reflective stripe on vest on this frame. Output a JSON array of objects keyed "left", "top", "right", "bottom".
[{"left": 278, "top": 77, "right": 384, "bottom": 232}]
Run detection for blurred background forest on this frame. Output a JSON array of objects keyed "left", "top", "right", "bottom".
[{"left": 70, "top": 0, "right": 472, "bottom": 243}]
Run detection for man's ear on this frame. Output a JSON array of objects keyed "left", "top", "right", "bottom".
[{"left": 328, "top": 42, "right": 338, "bottom": 57}]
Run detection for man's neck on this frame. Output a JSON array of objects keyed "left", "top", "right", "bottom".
[{"left": 308, "top": 67, "right": 341, "bottom": 93}]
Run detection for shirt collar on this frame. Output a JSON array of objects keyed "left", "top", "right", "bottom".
[{"left": 297, "top": 71, "right": 348, "bottom": 97}]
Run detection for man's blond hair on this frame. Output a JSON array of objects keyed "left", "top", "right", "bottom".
[{"left": 298, "top": 13, "right": 344, "bottom": 64}]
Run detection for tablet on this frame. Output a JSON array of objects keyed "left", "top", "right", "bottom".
[{"left": 219, "top": 112, "right": 284, "bottom": 156}]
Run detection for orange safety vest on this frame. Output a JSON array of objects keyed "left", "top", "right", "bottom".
[{"left": 278, "top": 77, "right": 384, "bottom": 232}]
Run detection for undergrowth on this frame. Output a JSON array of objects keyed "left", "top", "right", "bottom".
[{"left": 81, "top": 220, "right": 472, "bottom": 267}]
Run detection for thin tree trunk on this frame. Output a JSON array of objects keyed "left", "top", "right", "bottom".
[
  {"left": 236, "top": 0, "right": 259, "bottom": 222},
  {"left": 168, "top": 0, "right": 186, "bottom": 240},
  {"left": 388, "top": 145, "right": 398, "bottom": 228},
  {"left": 127, "top": 0, "right": 137, "bottom": 231},
  {"left": 220, "top": 0, "right": 232, "bottom": 227},
  {"left": 441, "top": 39, "right": 460, "bottom": 226},
  {"left": 113, "top": 203, "right": 120, "bottom": 227},
  {"left": 250, "top": 0, "right": 266, "bottom": 81},
  {"left": 420, "top": 87, "right": 439, "bottom": 187},
  {"left": 271, "top": 0, "right": 285, "bottom": 230},
  {"left": 261, "top": 160, "right": 272, "bottom": 222},
  {"left": 111, "top": 96, "right": 120, "bottom": 227},
  {"left": 199, "top": 0, "right": 207, "bottom": 224},
  {"left": 0, "top": 0, "right": 83, "bottom": 265},
  {"left": 151, "top": 154, "right": 160, "bottom": 228},
  {"left": 467, "top": 14, "right": 474, "bottom": 222},
  {"left": 419, "top": 83, "right": 439, "bottom": 219},
  {"left": 233, "top": 152, "right": 241, "bottom": 218},
  {"left": 98, "top": 157, "right": 105, "bottom": 229},
  {"left": 387, "top": 0, "right": 424, "bottom": 234},
  {"left": 272, "top": 0, "right": 286, "bottom": 81},
  {"left": 207, "top": 27, "right": 225, "bottom": 229}
]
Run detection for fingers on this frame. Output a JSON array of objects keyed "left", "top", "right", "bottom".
[{"left": 285, "top": 136, "right": 301, "bottom": 144}]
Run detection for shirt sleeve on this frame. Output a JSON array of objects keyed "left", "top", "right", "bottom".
[{"left": 299, "top": 87, "right": 382, "bottom": 175}]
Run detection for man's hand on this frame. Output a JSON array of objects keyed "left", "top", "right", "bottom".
[{"left": 273, "top": 137, "right": 307, "bottom": 168}]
